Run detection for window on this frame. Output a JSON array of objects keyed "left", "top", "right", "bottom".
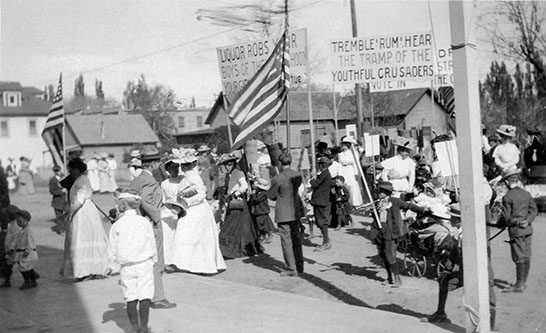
[
  {"left": 301, "top": 129, "right": 310, "bottom": 148},
  {"left": 29, "top": 120, "right": 37, "bottom": 136},
  {"left": 196, "top": 116, "right": 203, "bottom": 128},
  {"left": 9, "top": 96, "right": 15, "bottom": 104},
  {"left": 178, "top": 116, "right": 185, "bottom": 128},
  {"left": 0, "top": 121, "right": 8, "bottom": 137}
]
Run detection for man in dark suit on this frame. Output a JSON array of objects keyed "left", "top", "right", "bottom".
[
  {"left": 268, "top": 152, "right": 304, "bottom": 277},
  {"left": 49, "top": 166, "right": 68, "bottom": 233},
  {"left": 129, "top": 146, "right": 176, "bottom": 309},
  {"left": 310, "top": 157, "right": 333, "bottom": 251},
  {"left": 498, "top": 168, "right": 537, "bottom": 293}
]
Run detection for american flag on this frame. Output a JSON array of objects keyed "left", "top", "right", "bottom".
[
  {"left": 41, "top": 74, "right": 65, "bottom": 167},
  {"left": 228, "top": 30, "right": 290, "bottom": 149}
]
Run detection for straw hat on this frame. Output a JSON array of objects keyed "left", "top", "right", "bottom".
[
  {"left": 500, "top": 168, "right": 522, "bottom": 182},
  {"left": 197, "top": 145, "right": 211, "bottom": 153},
  {"left": 341, "top": 136, "right": 358, "bottom": 145},
  {"left": 254, "top": 178, "right": 271, "bottom": 191},
  {"left": 392, "top": 136, "right": 415, "bottom": 151},
  {"left": 217, "top": 153, "right": 238, "bottom": 166},
  {"left": 496, "top": 124, "right": 516, "bottom": 137},
  {"left": 140, "top": 146, "right": 161, "bottom": 162}
]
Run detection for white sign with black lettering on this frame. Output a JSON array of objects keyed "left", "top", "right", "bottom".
[
  {"left": 330, "top": 31, "right": 434, "bottom": 85},
  {"left": 217, "top": 28, "right": 308, "bottom": 99}
]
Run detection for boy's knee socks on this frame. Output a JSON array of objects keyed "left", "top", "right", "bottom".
[{"left": 139, "top": 299, "right": 151, "bottom": 328}]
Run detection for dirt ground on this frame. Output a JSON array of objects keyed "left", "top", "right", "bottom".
[{"left": 9, "top": 186, "right": 546, "bottom": 333}]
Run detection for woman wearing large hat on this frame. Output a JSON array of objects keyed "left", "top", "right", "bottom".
[
  {"left": 216, "top": 153, "right": 263, "bottom": 258},
  {"left": 380, "top": 136, "right": 417, "bottom": 198},
  {"left": 197, "top": 144, "right": 215, "bottom": 200},
  {"left": 337, "top": 136, "right": 363, "bottom": 206},
  {"left": 169, "top": 148, "right": 226, "bottom": 274},
  {"left": 492, "top": 124, "right": 520, "bottom": 173}
]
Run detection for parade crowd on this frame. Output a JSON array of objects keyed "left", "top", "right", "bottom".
[{"left": 1, "top": 123, "right": 544, "bottom": 333}]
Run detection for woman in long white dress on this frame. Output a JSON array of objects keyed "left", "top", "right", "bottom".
[
  {"left": 170, "top": 149, "right": 226, "bottom": 275},
  {"left": 86, "top": 155, "right": 100, "bottom": 192},
  {"left": 59, "top": 158, "right": 109, "bottom": 281},
  {"left": 160, "top": 150, "right": 184, "bottom": 267},
  {"left": 338, "top": 137, "right": 363, "bottom": 206},
  {"left": 380, "top": 136, "right": 416, "bottom": 199}
]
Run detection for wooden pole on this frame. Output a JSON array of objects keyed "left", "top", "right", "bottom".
[
  {"left": 332, "top": 82, "right": 339, "bottom": 145},
  {"left": 448, "top": 2, "right": 490, "bottom": 332},
  {"left": 222, "top": 94, "right": 234, "bottom": 148},
  {"left": 305, "top": 30, "right": 316, "bottom": 172},
  {"left": 350, "top": 0, "right": 363, "bottom": 137},
  {"left": 285, "top": 0, "right": 291, "bottom": 152},
  {"left": 350, "top": 145, "right": 380, "bottom": 227}
]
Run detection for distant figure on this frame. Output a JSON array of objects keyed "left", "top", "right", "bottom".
[
  {"left": 338, "top": 137, "right": 363, "bottom": 206},
  {"left": 86, "top": 154, "right": 100, "bottom": 192},
  {"left": 493, "top": 125, "right": 520, "bottom": 173},
  {"left": 98, "top": 153, "right": 111, "bottom": 193},
  {"left": 5, "top": 157, "right": 18, "bottom": 192},
  {"left": 106, "top": 153, "right": 118, "bottom": 192},
  {"left": 256, "top": 142, "right": 272, "bottom": 181},
  {"left": 18, "top": 157, "right": 36, "bottom": 195},
  {"left": 197, "top": 145, "right": 214, "bottom": 200}
]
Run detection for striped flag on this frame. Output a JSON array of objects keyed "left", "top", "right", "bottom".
[
  {"left": 228, "top": 30, "right": 290, "bottom": 149},
  {"left": 42, "top": 74, "right": 65, "bottom": 167}
]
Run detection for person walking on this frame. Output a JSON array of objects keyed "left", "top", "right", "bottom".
[
  {"left": 129, "top": 146, "right": 176, "bottom": 309},
  {"left": 498, "top": 168, "right": 537, "bottom": 292},
  {"left": 268, "top": 152, "right": 304, "bottom": 277},
  {"left": 310, "top": 157, "right": 333, "bottom": 252},
  {"left": 17, "top": 157, "right": 36, "bottom": 195}
]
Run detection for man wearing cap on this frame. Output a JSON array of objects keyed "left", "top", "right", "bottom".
[
  {"left": 310, "top": 156, "right": 333, "bottom": 251},
  {"left": 268, "top": 153, "right": 305, "bottom": 277},
  {"left": 49, "top": 166, "right": 68, "bottom": 233},
  {"left": 129, "top": 146, "right": 176, "bottom": 309},
  {"left": 498, "top": 168, "right": 537, "bottom": 293}
]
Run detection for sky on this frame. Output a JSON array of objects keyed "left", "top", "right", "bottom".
[{"left": 1, "top": 0, "right": 501, "bottom": 108}]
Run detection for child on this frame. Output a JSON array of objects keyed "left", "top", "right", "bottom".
[
  {"left": 250, "top": 178, "right": 273, "bottom": 244},
  {"left": 13, "top": 210, "right": 40, "bottom": 289},
  {"left": 108, "top": 190, "right": 158, "bottom": 333},
  {"left": 331, "top": 176, "right": 352, "bottom": 230},
  {"left": 371, "top": 182, "right": 427, "bottom": 286},
  {"left": 1, "top": 205, "right": 22, "bottom": 288}
]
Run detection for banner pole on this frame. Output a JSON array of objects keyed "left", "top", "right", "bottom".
[
  {"left": 222, "top": 94, "right": 234, "bottom": 148},
  {"left": 351, "top": 145, "right": 380, "bottom": 228}
]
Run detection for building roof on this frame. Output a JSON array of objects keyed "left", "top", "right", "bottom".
[
  {"left": 0, "top": 97, "right": 51, "bottom": 117},
  {"left": 22, "top": 87, "right": 44, "bottom": 97},
  {"left": 0, "top": 81, "right": 23, "bottom": 92},
  {"left": 173, "top": 127, "right": 215, "bottom": 137},
  {"left": 66, "top": 114, "right": 159, "bottom": 146},
  {"left": 364, "top": 88, "right": 430, "bottom": 118}
]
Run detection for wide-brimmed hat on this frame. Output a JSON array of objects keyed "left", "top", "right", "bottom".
[
  {"left": 431, "top": 206, "right": 450, "bottom": 220},
  {"left": 217, "top": 153, "right": 238, "bottom": 166},
  {"left": 128, "top": 157, "right": 142, "bottom": 168},
  {"left": 254, "top": 177, "right": 271, "bottom": 190},
  {"left": 130, "top": 149, "right": 142, "bottom": 158},
  {"left": 164, "top": 200, "right": 187, "bottom": 217},
  {"left": 341, "top": 136, "right": 358, "bottom": 145},
  {"left": 15, "top": 210, "right": 32, "bottom": 221},
  {"left": 496, "top": 124, "right": 516, "bottom": 137},
  {"left": 197, "top": 145, "right": 211, "bottom": 153},
  {"left": 181, "top": 148, "right": 198, "bottom": 164},
  {"left": 447, "top": 203, "right": 461, "bottom": 218},
  {"left": 140, "top": 146, "right": 161, "bottom": 162},
  {"left": 378, "top": 181, "right": 393, "bottom": 194},
  {"left": 500, "top": 168, "right": 522, "bottom": 182},
  {"left": 392, "top": 136, "right": 415, "bottom": 151}
]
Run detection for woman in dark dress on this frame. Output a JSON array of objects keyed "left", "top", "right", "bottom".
[{"left": 217, "top": 154, "right": 263, "bottom": 258}]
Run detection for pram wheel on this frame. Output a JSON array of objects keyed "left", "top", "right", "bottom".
[{"left": 404, "top": 248, "right": 427, "bottom": 278}]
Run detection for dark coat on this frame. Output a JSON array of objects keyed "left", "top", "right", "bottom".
[
  {"left": 310, "top": 169, "right": 332, "bottom": 207},
  {"left": 268, "top": 168, "right": 303, "bottom": 223},
  {"left": 250, "top": 190, "right": 270, "bottom": 215},
  {"left": 49, "top": 176, "right": 67, "bottom": 210},
  {"left": 129, "top": 170, "right": 163, "bottom": 224},
  {"left": 499, "top": 186, "right": 537, "bottom": 239},
  {"left": 374, "top": 196, "right": 426, "bottom": 240},
  {"left": 332, "top": 184, "right": 351, "bottom": 216}
]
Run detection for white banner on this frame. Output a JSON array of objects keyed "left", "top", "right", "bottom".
[
  {"left": 369, "top": 46, "right": 453, "bottom": 92},
  {"left": 330, "top": 31, "right": 434, "bottom": 85},
  {"left": 217, "top": 28, "right": 308, "bottom": 99}
]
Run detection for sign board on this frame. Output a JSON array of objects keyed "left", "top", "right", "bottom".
[
  {"left": 434, "top": 140, "right": 459, "bottom": 176},
  {"left": 217, "top": 28, "right": 308, "bottom": 99},
  {"left": 330, "top": 31, "right": 434, "bottom": 85},
  {"left": 363, "top": 133, "right": 380, "bottom": 157},
  {"left": 345, "top": 124, "right": 357, "bottom": 139},
  {"left": 369, "top": 46, "right": 453, "bottom": 92}
]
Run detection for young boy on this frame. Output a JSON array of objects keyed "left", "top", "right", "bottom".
[
  {"left": 108, "top": 190, "right": 158, "bottom": 333},
  {"left": 13, "top": 210, "right": 40, "bottom": 289},
  {"left": 1, "top": 205, "right": 22, "bottom": 288},
  {"left": 372, "top": 181, "right": 427, "bottom": 286},
  {"left": 250, "top": 178, "right": 274, "bottom": 244},
  {"left": 310, "top": 157, "right": 333, "bottom": 251},
  {"left": 331, "top": 176, "right": 352, "bottom": 230}
]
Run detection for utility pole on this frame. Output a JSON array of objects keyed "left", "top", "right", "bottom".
[
  {"left": 449, "top": 1, "right": 490, "bottom": 332},
  {"left": 350, "top": 0, "right": 364, "bottom": 137}
]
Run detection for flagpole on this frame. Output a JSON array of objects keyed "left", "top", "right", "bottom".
[
  {"left": 60, "top": 73, "right": 67, "bottom": 173},
  {"left": 306, "top": 30, "right": 316, "bottom": 172},
  {"left": 284, "top": 0, "right": 291, "bottom": 153},
  {"left": 222, "top": 94, "right": 234, "bottom": 148}
]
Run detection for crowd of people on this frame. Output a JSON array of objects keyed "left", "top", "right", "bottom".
[{"left": 1, "top": 122, "right": 544, "bottom": 332}]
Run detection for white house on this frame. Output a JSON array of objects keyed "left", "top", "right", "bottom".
[{"left": 0, "top": 82, "right": 53, "bottom": 167}]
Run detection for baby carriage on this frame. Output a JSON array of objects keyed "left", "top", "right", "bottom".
[{"left": 400, "top": 216, "right": 461, "bottom": 278}]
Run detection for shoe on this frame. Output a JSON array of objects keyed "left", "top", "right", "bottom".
[
  {"left": 91, "top": 274, "right": 107, "bottom": 280},
  {"left": 334, "top": 226, "right": 341, "bottom": 231},
  {"left": 428, "top": 311, "right": 450, "bottom": 323},
  {"left": 20, "top": 280, "right": 37, "bottom": 290},
  {"left": 314, "top": 242, "right": 332, "bottom": 252},
  {"left": 392, "top": 274, "right": 402, "bottom": 287},
  {"left": 280, "top": 270, "right": 298, "bottom": 277},
  {"left": 150, "top": 300, "right": 177, "bottom": 309}
]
